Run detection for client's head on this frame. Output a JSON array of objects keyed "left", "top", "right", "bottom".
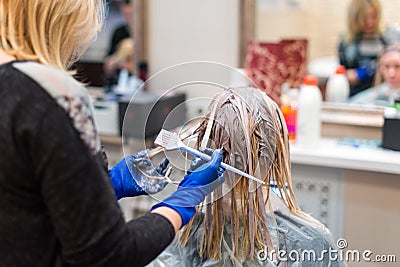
[
  {"left": 181, "top": 87, "right": 302, "bottom": 260},
  {"left": 377, "top": 42, "right": 400, "bottom": 89}
]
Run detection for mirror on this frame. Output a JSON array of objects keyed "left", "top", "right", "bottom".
[
  {"left": 76, "top": 0, "right": 146, "bottom": 86},
  {"left": 76, "top": 1, "right": 129, "bottom": 86},
  {"left": 250, "top": 0, "right": 400, "bottom": 108}
]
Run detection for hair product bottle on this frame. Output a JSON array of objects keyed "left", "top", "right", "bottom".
[
  {"left": 296, "top": 75, "right": 322, "bottom": 148},
  {"left": 325, "top": 65, "right": 350, "bottom": 102},
  {"left": 281, "top": 88, "right": 298, "bottom": 142}
]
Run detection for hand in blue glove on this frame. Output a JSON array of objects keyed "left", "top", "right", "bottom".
[
  {"left": 356, "top": 63, "right": 376, "bottom": 81},
  {"left": 109, "top": 149, "right": 169, "bottom": 199},
  {"left": 151, "top": 148, "right": 225, "bottom": 227}
]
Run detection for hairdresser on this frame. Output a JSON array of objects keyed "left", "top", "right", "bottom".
[
  {"left": 0, "top": 1, "right": 225, "bottom": 266},
  {"left": 104, "top": 0, "right": 132, "bottom": 81},
  {"left": 338, "top": 0, "right": 388, "bottom": 96}
]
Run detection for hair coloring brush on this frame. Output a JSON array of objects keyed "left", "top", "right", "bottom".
[{"left": 155, "top": 129, "right": 265, "bottom": 184}]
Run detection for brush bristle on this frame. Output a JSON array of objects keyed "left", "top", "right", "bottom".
[{"left": 154, "top": 129, "right": 180, "bottom": 149}]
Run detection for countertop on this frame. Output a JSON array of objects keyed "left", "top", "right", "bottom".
[
  {"left": 101, "top": 134, "right": 400, "bottom": 175},
  {"left": 290, "top": 138, "right": 400, "bottom": 174}
]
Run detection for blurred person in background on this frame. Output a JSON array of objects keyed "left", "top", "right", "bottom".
[
  {"left": 351, "top": 42, "right": 400, "bottom": 106},
  {"left": 338, "top": 0, "right": 388, "bottom": 97},
  {"left": 0, "top": 0, "right": 225, "bottom": 266},
  {"left": 104, "top": 0, "right": 132, "bottom": 86}
]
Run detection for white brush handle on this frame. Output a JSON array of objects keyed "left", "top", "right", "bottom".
[{"left": 181, "top": 146, "right": 265, "bottom": 184}]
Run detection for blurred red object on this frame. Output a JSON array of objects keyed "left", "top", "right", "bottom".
[{"left": 245, "top": 39, "right": 308, "bottom": 105}]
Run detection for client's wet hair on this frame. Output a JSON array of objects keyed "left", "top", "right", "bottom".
[{"left": 180, "top": 87, "right": 303, "bottom": 260}]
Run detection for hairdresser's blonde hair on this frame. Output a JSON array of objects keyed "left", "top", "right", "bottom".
[
  {"left": 0, "top": 0, "right": 104, "bottom": 72},
  {"left": 346, "top": 0, "right": 382, "bottom": 42}
]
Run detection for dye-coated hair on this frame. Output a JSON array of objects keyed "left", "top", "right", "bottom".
[
  {"left": 180, "top": 87, "right": 302, "bottom": 260},
  {"left": 0, "top": 0, "right": 104, "bottom": 71}
]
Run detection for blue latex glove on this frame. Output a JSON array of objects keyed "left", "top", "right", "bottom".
[
  {"left": 151, "top": 149, "right": 225, "bottom": 226},
  {"left": 355, "top": 66, "right": 369, "bottom": 81},
  {"left": 109, "top": 149, "right": 169, "bottom": 199},
  {"left": 356, "top": 64, "right": 376, "bottom": 81}
]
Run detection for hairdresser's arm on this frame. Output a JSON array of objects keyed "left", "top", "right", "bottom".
[
  {"left": 338, "top": 40, "right": 359, "bottom": 85},
  {"left": 346, "top": 69, "right": 359, "bottom": 85},
  {"left": 338, "top": 40, "right": 348, "bottom": 68},
  {"left": 151, "top": 207, "right": 182, "bottom": 231}
]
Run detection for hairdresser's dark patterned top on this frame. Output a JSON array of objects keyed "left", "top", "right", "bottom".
[{"left": 0, "top": 61, "right": 174, "bottom": 266}]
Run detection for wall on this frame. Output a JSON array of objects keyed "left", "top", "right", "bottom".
[
  {"left": 147, "top": 0, "right": 240, "bottom": 80},
  {"left": 146, "top": 0, "right": 241, "bottom": 118}
]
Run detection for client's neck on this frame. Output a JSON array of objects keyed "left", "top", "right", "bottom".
[{"left": 0, "top": 49, "right": 16, "bottom": 65}]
